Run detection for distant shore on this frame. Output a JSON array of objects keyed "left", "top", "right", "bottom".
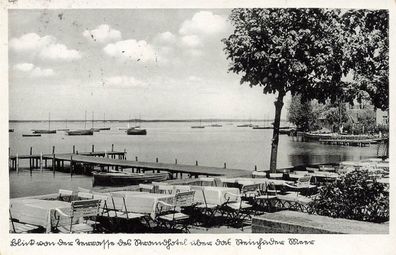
[{"left": 9, "top": 119, "right": 288, "bottom": 123}]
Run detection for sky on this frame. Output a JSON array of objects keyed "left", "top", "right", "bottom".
[{"left": 8, "top": 9, "right": 287, "bottom": 121}]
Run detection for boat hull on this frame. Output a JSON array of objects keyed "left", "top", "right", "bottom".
[
  {"left": 66, "top": 129, "right": 94, "bottom": 136},
  {"left": 126, "top": 128, "right": 147, "bottom": 135},
  {"left": 93, "top": 172, "right": 169, "bottom": 186},
  {"left": 32, "top": 129, "right": 57, "bottom": 134},
  {"left": 22, "top": 134, "right": 41, "bottom": 137}
]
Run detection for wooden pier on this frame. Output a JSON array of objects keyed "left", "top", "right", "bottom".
[{"left": 9, "top": 145, "right": 251, "bottom": 178}]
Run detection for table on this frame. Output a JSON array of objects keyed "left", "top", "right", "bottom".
[
  {"left": 106, "top": 191, "right": 175, "bottom": 219},
  {"left": 10, "top": 199, "right": 71, "bottom": 233},
  {"left": 191, "top": 186, "right": 240, "bottom": 205}
]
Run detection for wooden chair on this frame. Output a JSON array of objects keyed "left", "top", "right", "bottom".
[
  {"left": 110, "top": 193, "right": 146, "bottom": 220},
  {"left": 9, "top": 209, "right": 42, "bottom": 233},
  {"left": 158, "top": 185, "right": 174, "bottom": 194},
  {"left": 220, "top": 191, "right": 253, "bottom": 229},
  {"left": 54, "top": 199, "right": 101, "bottom": 233},
  {"left": 254, "top": 182, "right": 279, "bottom": 212},
  {"left": 154, "top": 191, "right": 195, "bottom": 233},
  {"left": 78, "top": 192, "right": 93, "bottom": 200},
  {"left": 174, "top": 185, "right": 190, "bottom": 193},
  {"left": 139, "top": 184, "right": 154, "bottom": 193},
  {"left": 193, "top": 187, "right": 219, "bottom": 226},
  {"left": 58, "top": 189, "right": 73, "bottom": 202},
  {"left": 200, "top": 177, "right": 215, "bottom": 186},
  {"left": 284, "top": 175, "right": 317, "bottom": 196}
]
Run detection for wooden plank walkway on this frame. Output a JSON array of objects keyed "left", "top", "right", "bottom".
[
  {"left": 9, "top": 152, "right": 251, "bottom": 178},
  {"left": 54, "top": 154, "right": 251, "bottom": 177}
]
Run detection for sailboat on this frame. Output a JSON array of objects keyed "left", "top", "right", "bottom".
[
  {"left": 66, "top": 111, "right": 94, "bottom": 136},
  {"left": 237, "top": 118, "right": 253, "bottom": 127},
  {"left": 98, "top": 113, "right": 110, "bottom": 131},
  {"left": 252, "top": 114, "right": 272, "bottom": 129},
  {"left": 126, "top": 114, "right": 147, "bottom": 135},
  {"left": 90, "top": 112, "right": 101, "bottom": 132},
  {"left": 32, "top": 113, "right": 57, "bottom": 134},
  {"left": 191, "top": 120, "right": 205, "bottom": 128},
  {"left": 57, "top": 119, "right": 70, "bottom": 132},
  {"left": 209, "top": 119, "right": 222, "bottom": 127}
]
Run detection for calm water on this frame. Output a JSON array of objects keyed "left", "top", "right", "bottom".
[{"left": 9, "top": 121, "right": 378, "bottom": 198}]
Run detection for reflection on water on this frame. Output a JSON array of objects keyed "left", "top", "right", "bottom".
[{"left": 9, "top": 121, "right": 378, "bottom": 198}]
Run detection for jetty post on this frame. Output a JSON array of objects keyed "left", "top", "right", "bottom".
[
  {"left": 111, "top": 144, "right": 114, "bottom": 152},
  {"left": 224, "top": 162, "right": 227, "bottom": 169},
  {"left": 195, "top": 160, "right": 198, "bottom": 166},
  {"left": 123, "top": 148, "right": 127, "bottom": 160},
  {"left": 73, "top": 145, "right": 75, "bottom": 154},
  {"left": 92, "top": 145, "right": 95, "bottom": 153},
  {"left": 40, "top": 152, "right": 43, "bottom": 172},
  {"left": 52, "top": 153, "right": 55, "bottom": 175},
  {"left": 16, "top": 153, "right": 19, "bottom": 173},
  {"left": 175, "top": 159, "right": 177, "bottom": 164},
  {"left": 70, "top": 155, "right": 73, "bottom": 176}
]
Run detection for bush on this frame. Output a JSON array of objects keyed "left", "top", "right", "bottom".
[{"left": 309, "top": 170, "right": 389, "bottom": 223}]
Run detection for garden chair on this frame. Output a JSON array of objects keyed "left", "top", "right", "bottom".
[
  {"left": 154, "top": 191, "right": 195, "bottom": 233},
  {"left": 110, "top": 193, "right": 146, "bottom": 220},
  {"left": 54, "top": 199, "right": 101, "bottom": 233},
  {"left": 174, "top": 185, "right": 191, "bottom": 193},
  {"left": 78, "top": 191, "right": 93, "bottom": 200},
  {"left": 58, "top": 189, "right": 73, "bottom": 202},
  {"left": 9, "top": 209, "right": 42, "bottom": 233},
  {"left": 158, "top": 185, "right": 174, "bottom": 194},
  {"left": 284, "top": 175, "right": 317, "bottom": 196},
  {"left": 220, "top": 191, "right": 253, "bottom": 230},
  {"left": 192, "top": 187, "right": 219, "bottom": 226},
  {"left": 139, "top": 183, "right": 154, "bottom": 193},
  {"left": 255, "top": 182, "right": 279, "bottom": 212}
]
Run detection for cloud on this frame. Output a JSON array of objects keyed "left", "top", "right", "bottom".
[
  {"left": 180, "top": 35, "right": 202, "bottom": 48},
  {"left": 187, "top": 75, "right": 203, "bottom": 82},
  {"left": 9, "top": 33, "right": 81, "bottom": 61},
  {"left": 83, "top": 24, "right": 122, "bottom": 43},
  {"left": 154, "top": 31, "right": 176, "bottom": 45},
  {"left": 13, "top": 63, "right": 55, "bottom": 77},
  {"left": 104, "top": 75, "right": 147, "bottom": 88},
  {"left": 179, "top": 11, "right": 227, "bottom": 36},
  {"left": 103, "top": 39, "right": 157, "bottom": 62}
]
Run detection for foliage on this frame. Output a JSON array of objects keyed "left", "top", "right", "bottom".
[
  {"left": 287, "top": 95, "right": 321, "bottom": 131},
  {"left": 341, "top": 10, "right": 389, "bottom": 110},
  {"left": 309, "top": 170, "right": 389, "bottom": 223},
  {"left": 223, "top": 9, "right": 346, "bottom": 102}
]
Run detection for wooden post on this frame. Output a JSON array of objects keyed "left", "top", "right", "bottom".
[
  {"left": 29, "top": 147, "right": 33, "bottom": 170},
  {"left": 73, "top": 145, "right": 75, "bottom": 154},
  {"left": 45, "top": 159, "right": 47, "bottom": 168},
  {"left": 135, "top": 156, "right": 138, "bottom": 162},
  {"left": 52, "top": 154, "right": 55, "bottom": 175},
  {"left": 16, "top": 153, "right": 19, "bottom": 173},
  {"left": 124, "top": 148, "right": 127, "bottom": 160},
  {"left": 255, "top": 165, "right": 257, "bottom": 171},
  {"left": 175, "top": 159, "right": 177, "bottom": 165},
  {"left": 52, "top": 146, "right": 55, "bottom": 154},
  {"left": 91, "top": 144, "right": 94, "bottom": 153},
  {"left": 40, "top": 152, "right": 43, "bottom": 172},
  {"left": 195, "top": 160, "right": 198, "bottom": 166},
  {"left": 156, "top": 157, "right": 158, "bottom": 163},
  {"left": 105, "top": 149, "right": 107, "bottom": 158},
  {"left": 70, "top": 155, "right": 73, "bottom": 176},
  {"left": 111, "top": 144, "right": 114, "bottom": 152},
  {"left": 224, "top": 162, "right": 227, "bottom": 169}
]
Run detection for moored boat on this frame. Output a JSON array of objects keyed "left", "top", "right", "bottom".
[
  {"left": 126, "top": 127, "right": 147, "bottom": 135},
  {"left": 66, "top": 129, "right": 94, "bottom": 136},
  {"left": 98, "top": 127, "right": 111, "bottom": 131},
  {"left": 92, "top": 171, "right": 169, "bottom": 186},
  {"left": 32, "top": 129, "right": 57, "bottom": 134},
  {"left": 22, "top": 133, "right": 41, "bottom": 137}
]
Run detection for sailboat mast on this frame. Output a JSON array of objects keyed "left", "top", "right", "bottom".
[
  {"left": 48, "top": 112, "right": 51, "bottom": 130},
  {"left": 84, "top": 110, "right": 87, "bottom": 129}
]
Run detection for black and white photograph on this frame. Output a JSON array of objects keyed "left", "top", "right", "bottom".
[{"left": 1, "top": 0, "right": 394, "bottom": 254}]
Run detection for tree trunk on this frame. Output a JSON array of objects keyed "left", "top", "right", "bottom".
[{"left": 269, "top": 92, "right": 285, "bottom": 173}]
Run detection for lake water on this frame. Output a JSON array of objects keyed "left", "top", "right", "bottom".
[{"left": 9, "top": 121, "right": 378, "bottom": 198}]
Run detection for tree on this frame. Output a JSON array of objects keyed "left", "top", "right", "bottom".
[
  {"left": 223, "top": 9, "right": 346, "bottom": 172},
  {"left": 341, "top": 10, "right": 389, "bottom": 111},
  {"left": 287, "top": 95, "right": 321, "bottom": 131}
]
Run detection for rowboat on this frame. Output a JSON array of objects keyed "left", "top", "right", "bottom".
[
  {"left": 126, "top": 127, "right": 147, "bottom": 135},
  {"left": 66, "top": 129, "right": 94, "bottom": 136},
  {"left": 32, "top": 113, "right": 57, "bottom": 134},
  {"left": 98, "top": 127, "right": 111, "bottom": 131},
  {"left": 22, "top": 134, "right": 41, "bottom": 137},
  {"left": 191, "top": 120, "right": 205, "bottom": 128},
  {"left": 92, "top": 171, "right": 169, "bottom": 186},
  {"left": 32, "top": 129, "right": 57, "bottom": 134}
]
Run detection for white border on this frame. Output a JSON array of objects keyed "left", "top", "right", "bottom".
[{"left": 0, "top": 1, "right": 394, "bottom": 255}]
